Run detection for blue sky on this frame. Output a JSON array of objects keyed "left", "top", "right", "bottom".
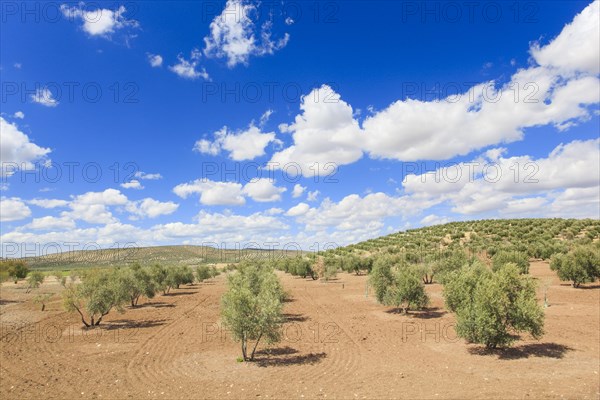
[{"left": 1, "top": 0, "right": 599, "bottom": 256}]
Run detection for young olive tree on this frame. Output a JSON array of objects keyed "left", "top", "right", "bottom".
[
  {"left": 221, "top": 263, "right": 284, "bottom": 361},
  {"left": 33, "top": 293, "right": 53, "bottom": 311},
  {"left": 550, "top": 245, "right": 600, "bottom": 287},
  {"left": 383, "top": 267, "right": 429, "bottom": 313},
  {"left": 62, "top": 269, "right": 128, "bottom": 327},
  {"left": 196, "top": 265, "right": 212, "bottom": 282},
  {"left": 118, "top": 264, "right": 156, "bottom": 307},
  {"left": 368, "top": 256, "right": 395, "bottom": 303},
  {"left": 26, "top": 271, "right": 45, "bottom": 293}
]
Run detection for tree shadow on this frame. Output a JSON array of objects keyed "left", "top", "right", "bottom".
[
  {"left": 384, "top": 308, "right": 407, "bottom": 315},
  {"left": 254, "top": 346, "right": 327, "bottom": 367},
  {"left": 468, "top": 342, "right": 573, "bottom": 360},
  {"left": 107, "top": 319, "right": 167, "bottom": 329},
  {"left": 283, "top": 313, "right": 308, "bottom": 322},
  {"left": 0, "top": 299, "right": 23, "bottom": 306},
  {"left": 136, "top": 302, "right": 175, "bottom": 309},
  {"left": 163, "top": 291, "right": 195, "bottom": 296},
  {"left": 578, "top": 284, "right": 600, "bottom": 290},
  {"left": 411, "top": 307, "right": 448, "bottom": 319}
]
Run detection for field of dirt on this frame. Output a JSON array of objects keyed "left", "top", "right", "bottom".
[{"left": 1, "top": 261, "right": 599, "bottom": 399}]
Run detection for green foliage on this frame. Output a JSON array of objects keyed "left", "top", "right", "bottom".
[
  {"left": 150, "top": 263, "right": 170, "bottom": 294},
  {"left": 443, "top": 261, "right": 490, "bottom": 313},
  {"left": 210, "top": 266, "right": 220, "bottom": 278},
  {"left": 50, "top": 270, "right": 67, "bottom": 286},
  {"left": 117, "top": 264, "right": 157, "bottom": 307},
  {"left": 492, "top": 250, "right": 530, "bottom": 274},
  {"left": 444, "top": 263, "right": 544, "bottom": 349},
  {"left": 1, "top": 260, "right": 29, "bottom": 283},
  {"left": 63, "top": 269, "right": 129, "bottom": 327},
  {"left": 383, "top": 267, "right": 429, "bottom": 313},
  {"left": 166, "top": 265, "right": 195, "bottom": 290},
  {"left": 26, "top": 271, "right": 45, "bottom": 293},
  {"left": 33, "top": 293, "right": 53, "bottom": 311},
  {"left": 196, "top": 265, "right": 212, "bottom": 282},
  {"left": 368, "top": 256, "right": 395, "bottom": 303},
  {"left": 221, "top": 263, "right": 284, "bottom": 361},
  {"left": 550, "top": 245, "right": 600, "bottom": 287}
]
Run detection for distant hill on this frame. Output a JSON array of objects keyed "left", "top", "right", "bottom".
[
  {"left": 328, "top": 218, "right": 600, "bottom": 259},
  {"left": 19, "top": 245, "right": 305, "bottom": 271}
]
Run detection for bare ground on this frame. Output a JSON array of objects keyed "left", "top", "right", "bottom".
[{"left": 1, "top": 261, "right": 598, "bottom": 399}]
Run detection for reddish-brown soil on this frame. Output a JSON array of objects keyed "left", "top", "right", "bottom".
[{"left": 1, "top": 261, "right": 599, "bottom": 399}]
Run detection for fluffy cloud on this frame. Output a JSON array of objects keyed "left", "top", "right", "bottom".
[
  {"left": 13, "top": 111, "right": 24, "bottom": 119},
  {"left": 121, "top": 180, "right": 144, "bottom": 190},
  {"left": 169, "top": 49, "right": 210, "bottom": 80},
  {"left": 26, "top": 216, "right": 76, "bottom": 231},
  {"left": 28, "top": 199, "right": 69, "bottom": 208},
  {"left": 195, "top": 124, "right": 279, "bottom": 161},
  {"left": 0, "top": 118, "right": 51, "bottom": 177},
  {"left": 62, "top": 189, "right": 128, "bottom": 224},
  {"left": 286, "top": 202, "right": 309, "bottom": 217},
  {"left": 135, "top": 171, "right": 163, "bottom": 180},
  {"left": 291, "top": 184, "right": 306, "bottom": 198},
  {"left": 194, "top": 111, "right": 281, "bottom": 161},
  {"left": 30, "top": 88, "right": 59, "bottom": 107},
  {"left": 270, "top": 85, "right": 364, "bottom": 176},
  {"left": 307, "top": 190, "right": 320, "bottom": 202},
  {"left": 403, "top": 138, "right": 600, "bottom": 216},
  {"left": 0, "top": 197, "right": 31, "bottom": 222},
  {"left": 203, "top": 0, "right": 289, "bottom": 67},
  {"left": 146, "top": 53, "right": 163, "bottom": 68},
  {"left": 173, "top": 179, "right": 245, "bottom": 206},
  {"left": 269, "top": 2, "right": 599, "bottom": 167},
  {"left": 530, "top": 0, "right": 599, "bottom": 74},
  {"left": 147, "top": 53, "right": 163, "bottom": 67},
  {"left": 420, "top": 214, "right": 451, "bottom": 226},
  {"left": 126, "top": 198, "right": 179, "bottom": 219},
  {"left": 173, "top": 178, "right": 286, "bottom": 205},
  {"left": 291, "top": 192, "right": 432, "bottom": 233},
  {"left": 242, "top": 179, "right": 286, "bottom": 202},
  {"left": 60, "top": 4, "right": 139, "bottom": 38}
]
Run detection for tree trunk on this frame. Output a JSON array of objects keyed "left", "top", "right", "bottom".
[
  {"left": 250, "top": 332, "right": 263, "bottom": 361},
  {"left": 74, "top": 305, "right": 90, "bottom": 327},
  {"left": 41, "top": 304, "right": 46, "bottom": 311},
  {"left": 241, "top": 333, "right": 247, "bottom": 361}
]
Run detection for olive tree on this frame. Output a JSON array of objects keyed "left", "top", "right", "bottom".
[
  {"left": 4, "top": 260, "right": 29, "bottom": 283},
  {"left": 150, "top": 263, "right": 170, "bottom": 294},
  {"left": 221, "top": 263, "right": 284, "bottom": 361},
  {"left": 196, "top": 265, "right": 212, "bottom": 282},
  {"left": 26, "top": 271, "right": 45, "bottom": 293},
  {"left": 368, "top": 256, "right": 395, "bottom": 303},
  {"left": 444, "top": 263, "right": 544, "bottom": 349},
  {"left": 550, "top": 245, "right": 600, "bottom": 287},
  {"left": 492, "top": 250, "right": 530, "bottom": 274},
  {"left": 384, "top": 267, "right": 429, "bottom": 313},
  {"left": 62, "top": 269, "right": 128, "bottom": 327},
  {"left": 118, "top": 264, "right": 156, "bottom": 307},
  {"left": 33, "top": 293, "right": 53, "bottom": 311}
]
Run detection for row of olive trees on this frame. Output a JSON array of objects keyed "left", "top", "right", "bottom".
[
  {"left": 367, "top": 252, "right": 545, "bottom": 349},
  {"left": 63, "top": 264, "right": 219, "bottom": 327}
]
